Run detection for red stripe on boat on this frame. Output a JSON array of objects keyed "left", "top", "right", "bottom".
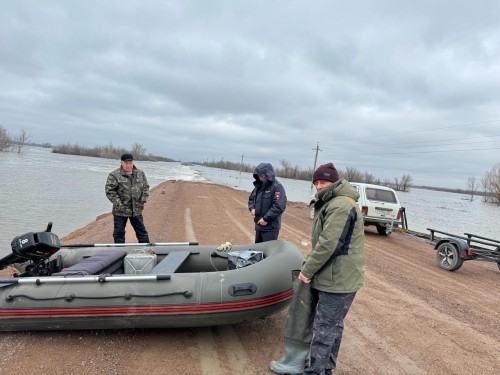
[{"left": 0, "top": 289, "right": 293, "bottom": 319}]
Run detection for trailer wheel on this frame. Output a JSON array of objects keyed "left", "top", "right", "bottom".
[{"left": 436, "top": 242, "right": 464, "bottom": 271}]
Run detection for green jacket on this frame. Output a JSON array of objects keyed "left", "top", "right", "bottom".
[
  {"left": 301, "top": 179, "right": 365, "bottom": 293},
  {"left": 105, "top": 166, "right": 150, "bottom": 217}
]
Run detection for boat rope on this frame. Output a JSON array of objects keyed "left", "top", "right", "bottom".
[
  {"left": 5, "top": 290, "right": 192, "bottom": 302},
  {"left": 210, "top": 247, "right": 229, "bottom": 272}
]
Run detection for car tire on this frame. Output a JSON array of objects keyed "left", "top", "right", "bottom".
[
  {"left": 376, "top": 224, "right": 390, "bottom": 236},
  {"left": 436, "top": 242, "right": 464, "bottom": 271}
]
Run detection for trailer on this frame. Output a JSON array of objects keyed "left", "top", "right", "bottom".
[{"left": 428, "top": 228, "right": 500, "bottom": 272}]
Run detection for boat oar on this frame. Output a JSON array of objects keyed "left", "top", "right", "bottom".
[
  {"left": 0, "top": 274, "right": 174, "bottom": 288},
  {"left": 0, "top": 277, "right": 19, "bottom": 288},
  {"left": 61, "top": 242, "right": 198, "bottom": 248}
]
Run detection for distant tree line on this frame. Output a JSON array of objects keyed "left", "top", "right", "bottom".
[
  {"left": 197, "top": 159, "right": 413, "bottom": 192},
  {"left": 52, "top": 142, "right": 176, "bottom": 162},
  {"left": 0, "top": 124, "right": 31, "bottom": 153},
  {"left": 2, "top": 123, "right": 418, "bottom": 193},
  {"left": 0, "top": 125, "right": 175, "bottom": 162}
]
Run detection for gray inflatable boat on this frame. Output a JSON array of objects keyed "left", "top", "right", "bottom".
[{"left": 0, "top": 226, "right": 304, "bottom": 331}]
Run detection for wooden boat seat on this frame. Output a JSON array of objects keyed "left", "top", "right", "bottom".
[
  {"left": 52, "top": 250, "right": 127, "bottom": 276},
  {"left": 150, "top": 250, "right": 191, "bottom": 274}
]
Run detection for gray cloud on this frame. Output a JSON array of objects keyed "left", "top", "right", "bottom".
[{"left": 1, "top": 0, "right": 500, "bottom": 188}]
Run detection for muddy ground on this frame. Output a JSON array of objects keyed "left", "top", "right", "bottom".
[{"left": 1, "top": 180, "right": 499, "bottom": 374}]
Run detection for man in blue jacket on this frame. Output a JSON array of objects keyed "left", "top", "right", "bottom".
[{"left": 248, "top": 163, "right": 287, "bottom": 243}]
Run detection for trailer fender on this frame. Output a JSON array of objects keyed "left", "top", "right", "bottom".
[{"left": 434, "top": 238, "right": 469, "bottom": 258}]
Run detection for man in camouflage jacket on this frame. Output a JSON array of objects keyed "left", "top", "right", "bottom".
[{"left": 105, "top": 153, "right": 150, "bottom": 243}]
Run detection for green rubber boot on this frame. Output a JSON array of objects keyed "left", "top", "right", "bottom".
[{"left": 269, "top": 339, "right": 309, "bottom": 374}]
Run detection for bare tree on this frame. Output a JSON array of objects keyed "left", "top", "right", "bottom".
[
  {"left": 100, "top": 142, "right": 117, "bottom": 159},
  {"left": 363, "top": 171, "right": 376, "bottom": 184},
  {"left": 484, "top": 163, "right": 500, "bottom": 204},
  {"left": 400, "top": 174, "right": 413, "bottom": 192},
  {"left": 480, "top": 176, "right": 489, "bottom": 203},
  {"left": 13, "top": 127, "right": 31, "bottom": 153},
  {"left": 0, "top": 125, "right": 10, "bottom": 151},
  {"left": 131, "top": 143, "right": 147, "bottom": 160},
  {"left": 383, "top": 178, "right": 394, "bottom": 188},
  {"left": 393, "top": 177, "right": 401, "bottom": 191},
  {"left": 466, "top": 176, "right": 478, "bottom": 201},
  {"left": 279, "top": 159, "right": 293, "bottom": 178},
  {"left": 343, "top": 166, "right": 363, "bottom": 182},
  {"left": 392, "top": 174, "right": 412, "bottom": 191}
]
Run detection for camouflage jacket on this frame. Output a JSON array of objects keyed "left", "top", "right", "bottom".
[{"left": 105, "top": 166, "right": 150, "bottom": 217}]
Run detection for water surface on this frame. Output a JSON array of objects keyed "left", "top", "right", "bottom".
[{"left": 1, "top": 147, "right": 499, "bottom": 256}]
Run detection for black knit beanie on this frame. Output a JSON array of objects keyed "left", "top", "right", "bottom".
[{"left": 313, "top": 163, "right": 340, "bottom": 183}]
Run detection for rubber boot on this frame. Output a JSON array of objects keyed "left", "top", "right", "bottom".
[{"left": 269, "top": 339, "right": 309, "bottom": 374}]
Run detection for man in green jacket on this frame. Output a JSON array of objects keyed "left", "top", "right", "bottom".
[
  {"left": 270, "top": 162, "right": 364, "bottom": 375},
  {"left": 105, "top": 153, "right": 150, "bottom": 243}
]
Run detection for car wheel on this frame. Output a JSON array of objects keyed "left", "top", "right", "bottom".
[
  {"left": 376, "top": 224, "right": 390, "bottom": 236},
  {"left": 436, "top": 242, "right": 464, "bottom": 271}
]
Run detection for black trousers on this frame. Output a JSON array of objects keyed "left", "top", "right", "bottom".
[
  {"left": 255, "top": 230, "right": 279, "bottom": 243},
  {"left": 113, "top": 215, "right": 150, "bottom": 243}
]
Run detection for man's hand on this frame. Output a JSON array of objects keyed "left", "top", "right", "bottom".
[
  {"left": 298, "top": 272, "right": 311, "bottom": 283},
  {"left": 250, "top": 209, "right": 256, "bottom": 217},
  {"left": 257, "top": 218, "right": 268, "bottom": 226}
]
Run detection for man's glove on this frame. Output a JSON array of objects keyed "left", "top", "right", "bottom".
[{"left": 215, "top": 242, "right": 232, "bottom": 252}]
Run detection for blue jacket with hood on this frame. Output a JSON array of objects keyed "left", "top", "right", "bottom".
[{"left": 248, "top": 163, "right": 287, "bottom": 232}]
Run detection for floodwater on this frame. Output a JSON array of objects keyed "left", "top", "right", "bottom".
[{"left": 1, "top": 147, "right": 499, "bottom": 256}]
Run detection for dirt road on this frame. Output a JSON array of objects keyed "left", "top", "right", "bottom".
[{"left": 1, "top": 181, "right": 499, "bottom": 374}]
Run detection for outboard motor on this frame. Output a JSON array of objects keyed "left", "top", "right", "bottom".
[
  {"left": 11, "top": 230, "right": 61, "bottom": 260},
  {"left": 0, "top": 222, "right": 61, "bottom": 276}
]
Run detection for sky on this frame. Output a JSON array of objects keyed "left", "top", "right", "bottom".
[{"left": 1, "top": 1, "right": 500, "bottom": 189}]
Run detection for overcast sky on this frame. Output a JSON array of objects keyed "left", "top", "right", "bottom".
[{"left": 1, "top": 1, "right": 500, "bottom": 188}]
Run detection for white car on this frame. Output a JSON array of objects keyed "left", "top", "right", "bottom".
[{"left": 309, "top": 182, "right": 403, "bottom": 236}]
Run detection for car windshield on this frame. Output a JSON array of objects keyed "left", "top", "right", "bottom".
[{"left": 366, "top": 188, "right": 397, "bottom": 203}]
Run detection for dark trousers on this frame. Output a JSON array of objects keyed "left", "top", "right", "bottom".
[
  {"left": 113, "top": 215, "right": 150, "bottom": 243},
  {"left": 304, "top": 291, "right": 356, "bottom": 374},
  {"left": 255, "top": 230, "right": 279, "bottom": 243}
]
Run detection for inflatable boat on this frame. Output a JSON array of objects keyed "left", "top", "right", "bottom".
[{"left": 0, "top": 225, "right": 304, "bottom": 331}]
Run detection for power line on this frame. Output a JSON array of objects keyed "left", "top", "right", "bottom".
[
  {"left": 330, "top": 146, "right": 500, "bottom": 158},
  {"left": 333, "top": 119, "right": 500, "bottom": 140},
  {"left": 347, "top": 134, "right": 500, "bottom": 149},
  {"left": 325, "top": 138, "right": 500, "bottom": 153},
  {"left": 215, "top": 119, "right": 500, "bottom": 168}
]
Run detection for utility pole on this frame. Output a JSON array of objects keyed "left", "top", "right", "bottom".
[
  {"left": 239, "top": 154, "right": 244, "bottom": 176},
  {"left": 310, "top": 142, "right": 322, "bottom": 193},
  {"left": 236, "top": 154, "right": 244, "bottom": 187}
]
